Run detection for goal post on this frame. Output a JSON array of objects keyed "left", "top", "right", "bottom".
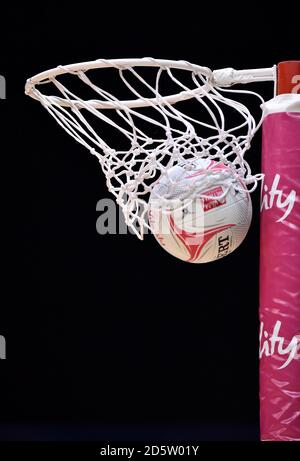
[{"left": 260, "top": 60, "right": 300, "bottom": 441}]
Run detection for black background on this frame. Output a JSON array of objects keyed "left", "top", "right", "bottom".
[{"left": 0, "top": 3, "right": 299, "bottom": 441}]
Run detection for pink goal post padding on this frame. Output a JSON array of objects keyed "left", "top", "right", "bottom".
[{"left": 260, "top": 61, "right": 300, "bottom": 441}]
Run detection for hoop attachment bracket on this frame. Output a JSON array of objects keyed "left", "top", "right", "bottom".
[{"left": 213, "top": 66, "right": 276, "bottom": 87}]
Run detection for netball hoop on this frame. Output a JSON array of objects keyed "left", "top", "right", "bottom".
[
  {"left": 25, "top": 58, "right": 275, "bottom": 239},
  {"left": 25, "top": 59, "right": 300, "bottom": 441}
]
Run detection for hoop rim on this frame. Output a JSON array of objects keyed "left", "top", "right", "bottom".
[
  {"left": 25, "top": 58, "right": 212, "bottom": 87},
  {"left": 25, "top": 57, "right": 276, "bottom": 110},
  {"left": 25, "top": 58, "right": 214, "bottom": 110}
]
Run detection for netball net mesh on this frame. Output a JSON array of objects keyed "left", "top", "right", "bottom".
[{"left": 25, "top": 59, "right": 269, "bottom": 238}]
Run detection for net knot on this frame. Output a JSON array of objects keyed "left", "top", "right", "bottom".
[{"left": 145, "top": 138, "right": 153, "bottom": 145}]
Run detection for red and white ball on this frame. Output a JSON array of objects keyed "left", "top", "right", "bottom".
[{"left": 148, "top": 158, "right": 252, "bottom": 263}]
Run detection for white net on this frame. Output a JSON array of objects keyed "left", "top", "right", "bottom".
[{"left": 25, "top": 58, "right": 268, "bottom": 238}]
